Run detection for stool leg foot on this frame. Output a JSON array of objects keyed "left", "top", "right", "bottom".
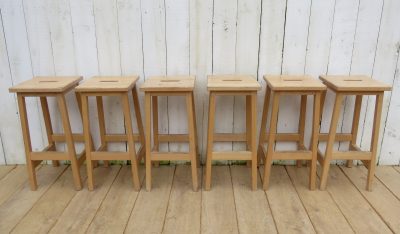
[
  {"left": 346, "top": 160, "right": 353, "bottom": 168},
  {"left": 27, "top": 161, "right": 38, "bottom": 191}
]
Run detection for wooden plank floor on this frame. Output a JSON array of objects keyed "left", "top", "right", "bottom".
[{"left": 0, "top": 164, "right": 399, "bottom": 233}]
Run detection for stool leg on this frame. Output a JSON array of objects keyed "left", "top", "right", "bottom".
[
  {"left": 17, "top": 94, "right": 37, "bottom": 190},
  {"left": 152, "top": 96, "right": 160, "bottom": 167},
  {"left": 39, "top": 97, "right": 58, "bottom": 167},
  {"left": 246, "top": 95, "right": 251, "bottom": 167},
  {"left": 297, "top": 95, "right": 307, "bottom": 168},
  {"left": 75, "top": 92, "right": 93, "bottom": 166},
  {"left": 122, "top": 93, "right": 141, "bottom": 190},
  {"left": 57, "top": 94, "right": 82, "bottom": 190},
  {"left": 251, "top": 93, "right": 257, "bottom": 190},
  {"left": 145, "top": 93, "right": 152, "bottom": 191},
  {"left": 347, "top": 95, "right": 362, "bottom": 168},
  {"left": 310, "top": 93, "right": 321, "bottom": 190},
  {"left": 320, "top": 93, "right": 343, "bottom": 190},
  {"left": 96, "top": 96, "right": 108, "bottom": 167},
  {"left": 263, "top": 91, "right": 280, "bottom": 190},
  {"left": 82, "top": 94, "right": 94, "bottom": 190},
  {"left": 258, "top": 86, "right": 271, "bottom": 166},
  {"left": 186, "top": 93, "right": 199, "bottom": 191},
  {"left": 367, "top": 93, "right": 383, "bottom": 191},
  {"left": 205, "top": 92, "right": 216, "bottom": 191},
  {"left": 191, "top": 92, "right": 200, "bottom": 167},
  {"left": 132, "top": 87, "right": 146, "bottom": 163}
]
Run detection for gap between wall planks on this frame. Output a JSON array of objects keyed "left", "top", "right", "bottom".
[{"left": 0, "top": 0, "right": 400, "bottom": 165}]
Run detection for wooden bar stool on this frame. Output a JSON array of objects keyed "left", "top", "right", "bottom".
[
  {"left": 76, "top": 76, "right": 145, "bottom": 191},
  {"left": 9, "top": 76, "right": 86, "bottom": 190},
  {"left": 140, "top": 76, "right": 199, "bottom": 191},
  {"left": 318, "top": 75, "right": 391, "bottom": 191},
  {"left": 206, "top": 75, "right": 260, "bottom": 190},
  {"left": 258, "top": 75, "right": 326, "bottom": 190}
]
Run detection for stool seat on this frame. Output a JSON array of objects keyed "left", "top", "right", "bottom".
[
  {"left": 208, "top": 75, "right": 261, "bottom": 91},
  {"left": 9, "top": 76, "right": 82, "bottom": 93},
  {"left": 140, "top": 76, "right": 195, "bottom": 92},
  {"left": 265, "top": 75, "right": 326, "bottom": 91},
  {"left": 75, "top": 76, "right": 139, "bottom": 92},
  {"left": 320, "top": 75, "right": 392, "bottom": 92}
]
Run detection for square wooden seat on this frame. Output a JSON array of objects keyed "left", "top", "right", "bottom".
[
  {"left": 318, "top": 75, "right": 391, "bottom": 191},
  {"left": 207, "top": 75, "right": 261, "bottom": 91},
  {"left": 140, "top": 76, "right": 199, "bottom": 191},
  {"left": 206, "top": 75, "right": 261, "bottom": 190},
  {"left": 76, "top": 76, "right": 145, "bottom": 191},
  {"left": 259, "top": 75, "right": 326, "bottom": 190},
  {"left": 9, "top": 76, "right": 86, "bottom": 190}
]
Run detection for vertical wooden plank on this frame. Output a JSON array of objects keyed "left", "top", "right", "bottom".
[
  {"left": 49, "top": 166, "right": 121, "bottom": 233},
  {"left": 0, "top": 9, "right": 23, "bottom": 165},
  {"left": 69, "top": 0, "right": 101, "bottom": 148},
  {"left": 202, "top": 166, "right": 238, "bottom": 234},
  {"left": 125, "top": 166, "right": 175, "bottom": 233},
  {"left": 257, "top": 0, "right": 287, "bottom": 159},
  {"left": 0, "top": 165, "right": 66, "bottom": 233},
  {"left": 304, "top": 0, "right": 335, "bottom": 153},
  {"left": 212, "top": 0, "right": 237, "bottom": 154},
  {"left": 93, "top": 0, "right": 125, "bottom": 153},
  {"left": 363, "top": 0, "right": 400, "bottom": 164},
  {"left": 46, "top": 0, "right": 80, "bottom": 132},
  {"left": 286, "top": 166, "right": 354, "bottom": 234},
  {"left": 0, "top": 135, "right": 4, "bottom": 165},
  {"left": 141, "top": 0, "right": 168, "bottom": 152},
  {"left": 166, "top": 0, "right": 190, "bottom": 154},
  {"left": 117, "top": 0, "right": 145, "bottom": 136},
  {"left": 0, "top": 0, "right": 44, "bottom": 163},
  {"left": 326, "top": 0, "right": 359, "bottom": 153},
  {"left": 262, "top": 166, "right": 315, "bottom": 233},
  {"left": 162, "top": 165, "right": 201, "bottom": 234},
  {"left": 340, "top": 0, "right": 383, "bottom": 154},
  {"left": 189, "top": 0, "right": 213, "bottom": 163},
  {"left": 233, "top": 0, "right": 261, "bottom": 151},
  {"left": 380, "top": 51, "right": 400, "bottom": 164},
  {"left": 341, "top": 0, "right": 384, "bottom": 154},
  {"left": 230, "top": 166, "right": 277, "bottom": 233},
  {"left": 279, "top": 0, "right": 311, "bottom": 153}
]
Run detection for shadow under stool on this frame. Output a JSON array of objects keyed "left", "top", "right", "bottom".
[
  {"left": 9, "top": 76, "right": 87, "bottom": 190},
  {"left": 75, "top": 76, "right": 145, "bottom": 191},
  {"left": 140, "top": 76, "right": 199, "bottom": 192},
  {"left": 318, "top": 75, "right": 391, "bottom": 191},
  {"left": 206, "top": 75, "right": 261, "bottom": 191},
  {"left": 258, "top": 75, "right": 326, "bottom": 190}
]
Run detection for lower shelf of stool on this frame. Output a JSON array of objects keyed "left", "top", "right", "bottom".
[
  {"left": 150, "top": 152, "right": 191, "bottom": 161},
  {"left": 211, "top": 151, "right": 252, "bottom": 160},
  {"left": 260, "top": 145, "right": 312, "bottom": 160},
  {"left": 91, "top": 152, "right": 131, "bottom": 160},
  {"left": 317, "top": 149, "right": 372, "bottom": 161}
]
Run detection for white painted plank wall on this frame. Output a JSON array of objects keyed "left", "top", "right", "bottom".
[{"left": 0, "top": 0, "right": 400, "bottom": 165}]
